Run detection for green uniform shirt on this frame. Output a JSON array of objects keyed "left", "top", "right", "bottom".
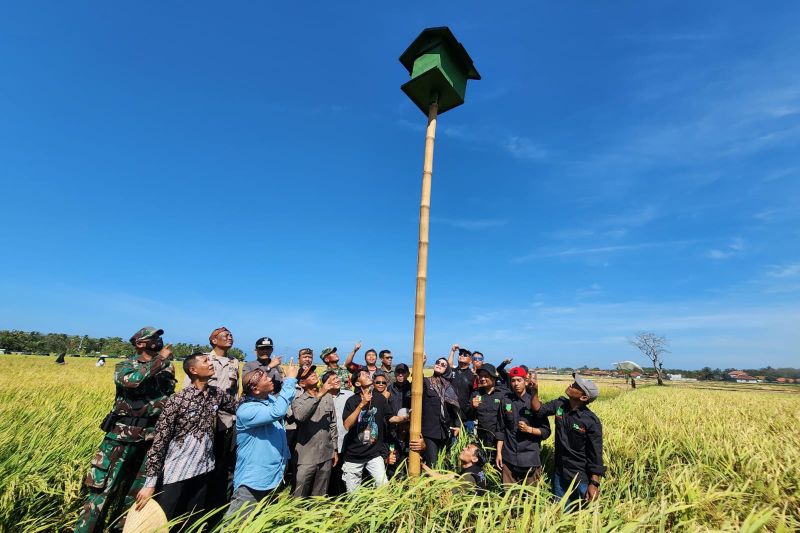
[{"left": 108, "top": 354, "right": 176, "bottom": 442}]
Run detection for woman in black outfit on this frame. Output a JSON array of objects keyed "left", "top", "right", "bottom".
[{"left": 421, "top": 358, "right": 463, "bottom": 466}]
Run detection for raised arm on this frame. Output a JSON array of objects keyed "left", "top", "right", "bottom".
[
  {"left": 115, "top": 352, "right": 171, "bottom": 389},
  {"left": 448, "top": 344, "right": 459, "bottom": 368},
  {"left": 343, "top": 341, "right": 362, "bottom": 369}
]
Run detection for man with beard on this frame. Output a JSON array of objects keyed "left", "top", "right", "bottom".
[
  {"left": 75, "top": 327, "right": 175, "bottom": 533},
  {"left": 496, "top": 367, "right": 551, "bottom": 485},
  {"left": 242, "top": 337, "right": 284, "bottom": 393}
]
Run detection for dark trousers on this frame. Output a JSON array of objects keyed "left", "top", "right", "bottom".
[
  {"left": 422, "top": 437, "right": 448, "bottom": 466},
  {"left": 328, "top": 456, "right": 346, "bottom": 496},
  {"left": 156, "top": 473, "right": 209, "bottom": 530},
  {"left": 208, "top": 428, "right": 235, "bottom": 509},
  {"left": 284, "top": 429, "right": 297, "bottom": 490}
]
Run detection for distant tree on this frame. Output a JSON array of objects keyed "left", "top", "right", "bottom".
[
  {"left": 229, "top": 347, "right": 246, "bottom": 361},
  {"left": 699, "top": 367, "right": 715, "bottom": 381},
  {"left": 629, "top": 332, "right": 669, "bottom": 386}
]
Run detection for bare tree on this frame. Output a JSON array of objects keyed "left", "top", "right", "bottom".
[{"left": 629, "top": 332, "right": 669, "bottom": 386}]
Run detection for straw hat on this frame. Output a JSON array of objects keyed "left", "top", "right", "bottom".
[{"left": 122, "top": 499, "right": 168, "bottom": 533}]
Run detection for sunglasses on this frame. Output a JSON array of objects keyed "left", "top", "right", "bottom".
[
  {"left": 374, "top": 380, "right": 388, "bottom": 385},
  {"left": 383, "top": 355, "right": 393, "bottom": 359},
  {"left": 473, "top": 357, "right": 484, "bottom": 361}
]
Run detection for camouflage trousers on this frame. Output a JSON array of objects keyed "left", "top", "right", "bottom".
[{"left": 74, "top": 437, "right": 151, "bottom": 533}]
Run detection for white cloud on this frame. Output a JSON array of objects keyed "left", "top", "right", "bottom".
[
  {"left": 767, "top": 262, "right": 800, "bottom": 278},
  {"left": 433, "top": 217, "right": 508, "bottom": 230},
  {"left": 503, "top": 135, "right": 547, "bottom": 160}
]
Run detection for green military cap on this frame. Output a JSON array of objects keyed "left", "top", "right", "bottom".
[
  {"left": 129, "top": 326, "right": 164, "bottom": 346},
  {"left": 320, "top": 347, "right": 337, "bottom": 361}
]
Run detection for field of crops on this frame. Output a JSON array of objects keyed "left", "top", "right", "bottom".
[{"left": 0, "top": 355, "right": 798, "bottom": 532}]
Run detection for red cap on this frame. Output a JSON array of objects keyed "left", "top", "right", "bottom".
[{"left": 508, "top": 366, "right": 527, "bottom": 378}]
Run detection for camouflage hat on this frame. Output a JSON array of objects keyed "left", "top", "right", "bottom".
[
  {"left": 129, "top": 326, "right": 164, "bottom": 346},
  {"left": 320, "top": 347, "right": 337, "bottom": 361}
]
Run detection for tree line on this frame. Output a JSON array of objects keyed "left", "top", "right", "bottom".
[{"left": 0, "top": 330, "right": 246, "bottom": 361}]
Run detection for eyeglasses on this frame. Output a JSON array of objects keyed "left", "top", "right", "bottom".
[{"left": 374, "top": 380, "right": 388, "bottom": 385}]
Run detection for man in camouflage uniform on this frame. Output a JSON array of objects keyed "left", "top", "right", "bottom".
[{"left": 74, "top": 326, "right": 176, "bottom": 533}]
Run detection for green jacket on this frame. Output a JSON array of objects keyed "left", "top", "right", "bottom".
[{"left": 107, "top": 355, "right": 176, "bottom": 442}]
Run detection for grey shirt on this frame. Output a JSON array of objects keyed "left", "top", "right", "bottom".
[
  {"left": 331, "top": 389, "right": 355, "bottom": 453},
  {"left": 291, "top": 391, "right": 337, "bottom": 465}
]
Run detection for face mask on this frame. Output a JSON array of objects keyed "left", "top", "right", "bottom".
[{"left": 147, "top": 337, "right": 164, "bottom": 352}]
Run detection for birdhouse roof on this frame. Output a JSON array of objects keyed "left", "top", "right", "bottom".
[{"left": 399, "top": 26, "right": 481, "bottom": 80}]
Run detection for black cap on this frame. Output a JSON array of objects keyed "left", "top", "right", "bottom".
[
  {"left": 255, "top": 337, "right": 273, "bottom": 349},
  {"left": 477, "top": 363, "right": 498, "bottom": 380},
  {"left": 458, "top": 348, "right": 473, "bottom": 357},
  {"left": 395, "top": 363, "right": 410, "bottom": 374}
]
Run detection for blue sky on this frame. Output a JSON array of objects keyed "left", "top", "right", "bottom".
[{"left": 2, "top": 3, "right": 799, "bottom": 369}]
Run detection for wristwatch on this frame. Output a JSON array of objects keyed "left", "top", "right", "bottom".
[{"left": 589, "top": 479, "right": 601, "bottom": 488}]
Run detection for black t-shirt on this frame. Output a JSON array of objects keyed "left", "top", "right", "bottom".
[
  {"left": 341, "top": 393, "right": 391, "bottom": 463},
  {"left": 451, "top": 367, "right": 475, "bottom": 414}
]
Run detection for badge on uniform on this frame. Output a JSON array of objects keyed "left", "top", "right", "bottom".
[{"left": 505, "top": 403, "right": 512, "bottom": 412}]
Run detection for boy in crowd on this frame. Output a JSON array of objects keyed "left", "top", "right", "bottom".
[
  {"left": 291, "top": 365, "right": 339, "bottom": 497},
  {"left": 227, "top": 360, "right": 298, "bottom": 517},
  {"left": 530, "top": 372, "right": 605, "bottom": 506},
  {"left": 344, "top": 344, "right": 379, "bottom": 379},
  {"left": 340, "top": 370, "right": 392, "bottom": 491},
  {"left": 136, "top": 353, "right": 237, "bottom": 527},
  {"left": 496, "top": 367, "right": 551, "bottom": 485}
]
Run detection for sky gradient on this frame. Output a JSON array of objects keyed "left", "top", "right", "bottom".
[{"left": 2, "top": 3, "right": 799, "bottom": 369}]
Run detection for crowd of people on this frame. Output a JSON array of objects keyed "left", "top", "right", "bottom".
[{"left": 74, "top": 326, "right": 605, "bottom": 532}]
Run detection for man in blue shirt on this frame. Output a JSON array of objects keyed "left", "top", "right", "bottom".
[{"left": 227, "top": 359, "right": 298, "bottom": 518}]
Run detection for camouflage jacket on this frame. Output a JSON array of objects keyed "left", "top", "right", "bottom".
[{"left": 107, "top": 355, "right": 176, "bottom": 442}]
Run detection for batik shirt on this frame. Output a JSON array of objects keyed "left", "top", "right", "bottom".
[
  {"left": 144, "top": 385, "right": 237, "bottom": 486},
  {"left": 183, "top": 353, "right": 240, "bottom": 429}
]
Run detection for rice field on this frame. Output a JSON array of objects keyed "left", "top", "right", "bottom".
[{"left": 0, "top": 355, "right": 798, "bottom": 532}]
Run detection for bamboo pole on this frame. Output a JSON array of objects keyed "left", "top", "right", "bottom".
[{"left": 408, "top": 97, "right": 438, "bottom": 477}]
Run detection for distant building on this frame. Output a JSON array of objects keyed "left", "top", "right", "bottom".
[
  {"left": 728, "top": 370, "right": 759, "bottom": 383},
  {"left": 667, "top": 374, "right": 698, "bottom": 382}
]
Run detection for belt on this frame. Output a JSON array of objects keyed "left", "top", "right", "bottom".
[{"left": 116, "top": 415, "right": 156, "bottom": 428}]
